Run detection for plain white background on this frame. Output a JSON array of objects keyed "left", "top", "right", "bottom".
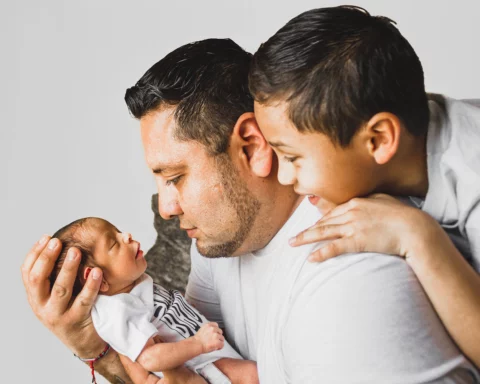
[{"left": 3, "top": 0, "right": 479, "bottom": 382}]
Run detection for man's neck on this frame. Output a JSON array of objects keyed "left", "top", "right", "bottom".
[{"left": 233, "top": 187, "right": 303, "bottom": 256}]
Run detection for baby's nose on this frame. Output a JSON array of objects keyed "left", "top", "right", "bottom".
[{"left": 122, "top": 232, "right": 133, "bottom": 243}]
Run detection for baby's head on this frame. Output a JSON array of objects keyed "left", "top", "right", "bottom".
[{"left": 50, "top": 217, "right": 147, "bottom": 297}]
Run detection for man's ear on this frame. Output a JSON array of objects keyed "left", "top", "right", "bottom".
[
  {"left": 82, "top": 266, "right": 109, "bottom": 292},
  {"left": 230, "top": 112, "right": 273, "bottom": 177},
  {"left": 361, "top": 112, "right": 402, "bottom": 165}
]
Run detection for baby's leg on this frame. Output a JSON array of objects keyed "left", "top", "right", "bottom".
[{"left": 213, "top": 358, "right": 259, "bottom": 384}]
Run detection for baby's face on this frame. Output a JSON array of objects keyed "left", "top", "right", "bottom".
[{"left": 87, "top": 218, "right": 147, "bottom": 293}]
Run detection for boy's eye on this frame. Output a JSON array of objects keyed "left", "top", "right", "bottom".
[
  {"left": 166, "top": 175, "right": 183, "bottom": 186},
  {"left": 283, "top": 156, "right": 298, "bottom": 163}
]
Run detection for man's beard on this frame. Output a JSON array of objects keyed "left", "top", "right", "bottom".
[{"left": 196, "top": 154, "right": 261, "bottom": 258}]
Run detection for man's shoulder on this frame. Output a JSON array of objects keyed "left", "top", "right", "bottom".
[{"left": 281, "top": 253, "right": 469, "bottom": 383}]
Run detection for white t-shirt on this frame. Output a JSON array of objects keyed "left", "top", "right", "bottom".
[
  {"left": 420, "top": 94, "right": 480, "bottom": 273},
  {"left": 186, "top": 198, "right": 479, "bottom": 383},
  {"left": 92, "top": 274, "right": 241, "bottom": 382}
]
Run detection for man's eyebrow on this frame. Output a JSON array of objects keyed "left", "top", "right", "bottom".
[
  {"left": 268, "top": 140, "right": 291, "bottom": 149},
  {"left": 151, "top": 164, "right": 186, "bottom": 174}
]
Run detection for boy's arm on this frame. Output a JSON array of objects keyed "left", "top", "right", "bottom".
[
  {"left": 406, "top": 207, "right": 480, "bottom": 368},
  {"left": 137, "top": 323, "right": 224, "bottom": 372}
]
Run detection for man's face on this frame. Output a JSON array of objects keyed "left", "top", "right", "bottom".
[
  {"left": 255, "top": 101, "right": 376, "bottom": 212},
  {"left": 140, "top": 108, "right": 260, "bottom": 258}
]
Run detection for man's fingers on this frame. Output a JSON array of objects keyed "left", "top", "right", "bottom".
[
  {"left": 49, "top": 248, "right": 81, "bottom": 314},
  {"left": 120, "top": 354, "right": 160, "bottom": 384},
  {"left": 26, "top": 237, "right": 62, "bottom": 306},
  {"left": 21, "top": 235, "right": 50, "bottom": 282},
  {"left": 70, "top": 267, "right": 102, "bottom": 319},
  {"left": 290, "top": 224, "right": 344, "bottom": 246}
]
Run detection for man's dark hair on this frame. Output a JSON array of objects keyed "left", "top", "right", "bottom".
[
  {"left": 249, "top": 6, "right": 429, "bottom": 147},
  {"left": 125, "top": 39, "right": 253, "bottom": 155}
]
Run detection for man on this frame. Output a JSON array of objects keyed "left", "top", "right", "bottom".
[{"left": 22, "top": 38, "right": 478, "bottom": 383}]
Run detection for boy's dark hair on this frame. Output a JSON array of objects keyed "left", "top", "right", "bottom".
[
  {"left": 50, "top": 218, "right": 97, "bottom": 297},
  {"left": 125, "top": 38, "right": 254, "bottom": 155},
  {"left": 249, "top": 6, "right": 429, "bottom": 147}
]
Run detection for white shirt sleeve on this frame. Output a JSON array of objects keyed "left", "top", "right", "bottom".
[
  {"left": 282, "top": 254, "right": 474, "bottom": 383},
  {"left": 185, "top": 243, "right": 224, "bottom": 327}
]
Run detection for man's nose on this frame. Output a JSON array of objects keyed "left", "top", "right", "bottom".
[
  {"left": 157, "top": 190, "right": 183, "bottom": 220},
  {"left": 277, "top": 163, "right": 296, "bottom": 186}
]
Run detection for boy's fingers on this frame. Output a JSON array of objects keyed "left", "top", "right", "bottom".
[
  {"left": 26, "top": 237, "right": 62, "bottom": 305},
  {"left": 290, "top": 225, "right": 343, "bottom": 246},
  {"left": 49, "top": 248, "right": 81, "bottom": 314},
  {"left": 70, "top": 268, "right": 102, "bottom": 319},
  {"left": 308, "top": 239, "right": 353, "bottom": 262}
]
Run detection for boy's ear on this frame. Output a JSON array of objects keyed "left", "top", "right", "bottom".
[
  {"left": 82, "top": 266, "right": 109, "bottom": 292},
  {"left": 362, "top": 112, "right": 401, "bottom": 165},
  {"left": 230, "top": 112, "right": 273, "bottom": 177}
]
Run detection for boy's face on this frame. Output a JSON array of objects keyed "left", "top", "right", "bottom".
[
  {"left": 255, "top": 101, "right": 377, "bottom": 211},
  {"left": 87, "top": 219, "right": 147, "bottom": 292}
]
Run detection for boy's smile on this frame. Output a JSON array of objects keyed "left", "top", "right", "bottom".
[{"left": 254, "top": 101, "right": 379, "bottom": 210}]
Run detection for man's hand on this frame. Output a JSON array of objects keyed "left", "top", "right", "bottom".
[
  {"left": 289, "top": 194, "right": 438, "bottom": 262},
  {"left": 193, "top": 322, "right": 224, "bottom": 353},
  {"left": 21, "top": 235, "right": 105, "bottom": 356}
]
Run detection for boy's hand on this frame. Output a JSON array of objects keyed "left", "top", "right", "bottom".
[
  {"left": 290, "top": 194, "right": 439, "bottom": 263},
  {"left": 193, "top": 322, "right": 224, "bottom": 353},
  {"left": 21, "top": 235, "right": 105, "bottom": 356}
]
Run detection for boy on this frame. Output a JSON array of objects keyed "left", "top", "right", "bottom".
[
  {"left": 250, "top": 6, "right": 480, "bottom": 368},
  {"left": 50, "top": 217, "right": 258, "bottom": 384}
]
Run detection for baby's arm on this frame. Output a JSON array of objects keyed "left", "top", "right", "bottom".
[{"left": 136, "top": 322, "right": 224, "bottom": 373}]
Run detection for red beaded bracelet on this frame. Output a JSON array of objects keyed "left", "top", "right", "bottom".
[{"left": 74, "top": 344, "right": 111, "bottom": 383}]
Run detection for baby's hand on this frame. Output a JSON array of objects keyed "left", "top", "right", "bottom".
[{"left": 194, "top": 322, "right": 224, "bottom": 353}]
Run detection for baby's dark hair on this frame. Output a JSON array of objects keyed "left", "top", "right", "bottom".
[{"left": 49, "top": 217, "right": 98, "bottom": 297}]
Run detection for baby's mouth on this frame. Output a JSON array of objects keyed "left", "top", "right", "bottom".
[{"left": 135, "top": 244, "right": 144, "bottom": 259}]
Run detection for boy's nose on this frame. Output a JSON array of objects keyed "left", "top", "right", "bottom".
[{"left": 122, "top": 232, "right": 133, "bottom": 243}]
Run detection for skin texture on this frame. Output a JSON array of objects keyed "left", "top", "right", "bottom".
[
  {"left": 254, "top": 100, "right": 480, "bottom": 368},
  {"left": 21, "top": 108, "right": 298, "bottom": 383}
]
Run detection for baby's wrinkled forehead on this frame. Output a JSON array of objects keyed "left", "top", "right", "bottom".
[{"left": 79, "top": 218, "right": 115, "bottom": 244}]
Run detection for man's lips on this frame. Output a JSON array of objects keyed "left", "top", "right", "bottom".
[{"left": 181, "top": 227, "right": 197, "bottom": 238}]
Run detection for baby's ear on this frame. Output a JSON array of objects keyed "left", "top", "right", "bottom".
[{"left": 82, "top": 266, "right": 92, "bottom": 282}]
